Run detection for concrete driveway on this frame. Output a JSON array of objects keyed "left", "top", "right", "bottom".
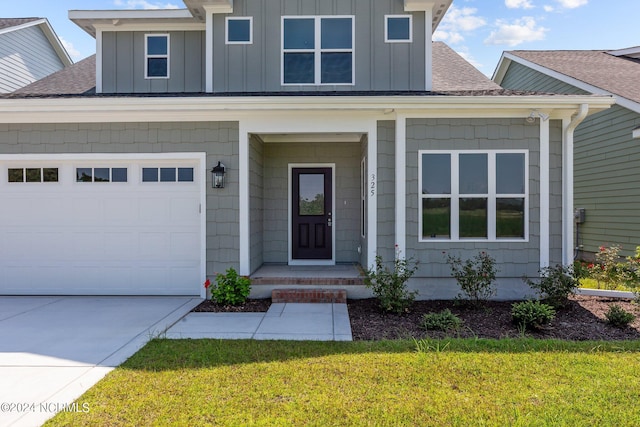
[{"left": 0, "top": 296, "right": 200, "bottom": 427}]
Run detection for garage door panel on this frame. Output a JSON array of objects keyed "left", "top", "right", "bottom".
[{"left": 0, "top": 157, "right": 203, "bottom": 295}]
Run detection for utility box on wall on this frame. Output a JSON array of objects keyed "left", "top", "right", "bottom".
[{"left": 574, "top": 208, "right": 586, "bottom": 224}]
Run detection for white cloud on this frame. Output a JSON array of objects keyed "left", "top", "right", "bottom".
[
  {"left": 556, "top": 0, "right": 588, "bottom": 8},
  {"left": 505, "top": 0, "right": 535, "bottom": 9},
  {"left": 543, "top": 5, "right": 555, "bottom": 12},
  {"left": 484, "top": 17, "right": 548, "bottom": 46},
  {"left": 434, "top": 6, "right": 487, "bottom": 44},
  {"left": 59, "top": 36, "right": 83, "bottom": 61},
  {"left": 113, "top": 0, "right": 180, "bottom": 9}
]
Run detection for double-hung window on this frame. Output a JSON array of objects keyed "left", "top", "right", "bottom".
[
  {"left": 282, "top": 16, "right": 354, "bottom": 85},
  {"left": 145, "top": 34, "right": 169, "bottom": 79},
  {"left": 419, "top": 150, "right": 528, "bottom": 241}
]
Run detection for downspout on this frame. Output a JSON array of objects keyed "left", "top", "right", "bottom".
[{"left": 563, "top": 103, "right": 589, "bottom": 265}]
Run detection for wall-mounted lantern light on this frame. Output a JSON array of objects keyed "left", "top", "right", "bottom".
[{"left": 211, "top": 161, "right": 226, "bottom": 188}]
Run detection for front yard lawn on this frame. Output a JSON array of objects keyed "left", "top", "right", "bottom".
[{"left": 47, "top": 339, "right": 640, "bottom": 426}]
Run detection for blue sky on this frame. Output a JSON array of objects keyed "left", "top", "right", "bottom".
[{"left": 4, "top": 0, "right": 639, "bottom": 77}]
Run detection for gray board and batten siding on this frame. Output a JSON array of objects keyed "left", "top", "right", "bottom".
[
  {"left": 501, "top": 61, "right": 640, "bottom": 257},
  {"left": 0, "top": 24, "right": 65, "bottom": 93},
  {"left": 100, "top": 0, "right": 427, "bottom": 94},
  {"left": 101, "top": 31, "right": 206, "bottom": 93},
  {"left": 0, "top": 121, "right": 240, "bottom": 276}
]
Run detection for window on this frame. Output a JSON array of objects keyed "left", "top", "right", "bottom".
[
  {"left": 419, "top": 150, "right": 528, "bottom": 241},
  {"left": 145, "top": 34, "right": 169, "bottom": 79},
  {"left": 8, "top": 168, "right": 58, "bottom": 183},
  {"left": 282, "top": 16, "right": 354, "bottom": 85},
  {"left": 385, "top": 15, "right": 412, "bottom": 43},
  {"left": 76, "top": 167, "right": 127, "bottom": 183},
  {"left": 226, "top": 17, "right": 253, "bottom": 44},
  {"left": 142, "top": 167, "right": 194, "bottom": 182}
]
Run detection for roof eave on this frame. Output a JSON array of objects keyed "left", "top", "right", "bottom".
[{"left": 69, "top": 9, "right": 197, "bottom": 38}]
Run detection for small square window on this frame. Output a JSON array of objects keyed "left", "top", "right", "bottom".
[
  {"left": 385, "top": 16, "right": 412, "bottom": 43},
  {"left": 26, "top": 168, "right": 41, "bottom": 183},
  {"left": 226, "top": 17, "right": 253, "bottom": 44},
  {"left": 43, "top": 168, "right": 58, "bottom": 183},
  {"left": 77, "top": 168, "right": 93, "bottom": 182},
  {"left": 178, "top": 168, "right": 194, "bottom": 182},
  {"left": 160, "top": 168, "right": 176, "bottom": 182},
  {"left": 94, "top": 168, "right": 110, "bottom": 182},
  {"left": 112, "top": 168, "right": 128, "bottom": 183},
  {"left": 142, "top": 168, "right": 159, "bottom": 182},
  {"left": 8, "top": 169, "right": 23, "bottom": 183}
]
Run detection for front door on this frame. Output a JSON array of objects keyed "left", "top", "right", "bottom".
[{"left": 292, "top": 167, "right": 333, "bottom": 260}]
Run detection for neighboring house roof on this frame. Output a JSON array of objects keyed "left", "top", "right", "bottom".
[
  {"left": 432, "top": 42, "right": 501, "bottom": 92},
  {"left": 8, "top": 43, "right": 502, "bottom": 97},
  {"left": 11, "top": 55, "right": 96, "bottom": 96},
  {"left": 493, "top": 49, "right": 640, "bottom": 113},
  {"left": 0, "top": 17, "right": 41, "bottom": 30}
]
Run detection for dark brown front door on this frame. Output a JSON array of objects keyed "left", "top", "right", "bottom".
[{"left": 292, "top": 167, "right": 332, "bottom": 260}]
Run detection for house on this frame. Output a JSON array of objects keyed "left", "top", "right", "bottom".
[
  {"left": 494, "top": 47, "right": 640, "bottom": 259},
  {"left": 0, "top": 18, "right": 72, "bottom": 93},
  {"left": 0, "top": 0, "right": 614, "bottom": 299}
]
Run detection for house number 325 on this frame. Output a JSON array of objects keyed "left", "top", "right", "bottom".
[{"left": 370, "top": 174, "right": 376, "bottom": 196}]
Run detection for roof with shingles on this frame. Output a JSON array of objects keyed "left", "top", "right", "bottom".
[
  {"left": 507, "top": 50, "right": 640, "bottom": 105},
  {"left": 11, "top": 55, "right": 96, "bottom": 96},
  {"left": 432, "top": 42, "right": 502, "bottom": 91},
  {"left": 0, "top": 18, "right": 41, "bottom": 31}
]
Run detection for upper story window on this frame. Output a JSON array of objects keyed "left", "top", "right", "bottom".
[
  {"left": 282, "top": 16, "right": 354, "bottom": 85},
  {"left": 145, "top": 34, "right": 170, "bottom": 79},
  {"left": 226, "top": 17, "right": 253, "bottom": 44},
  {"left": 419, "top": 150, "right": 528, "bottom": 242},
  {"left": 385, "top": 15, "right": 412, "bottom": 43}
]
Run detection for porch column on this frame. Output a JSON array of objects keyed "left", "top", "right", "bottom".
[
  {"left": 205, "top": 9, "right": 213, "bottom": 93},
  {"left": 539, "top": 118, "right": 550, "bottom": 269},
  {"left": 239, "top": 124, "right": 250, "bottom": 275},
  {"left": 367, "top": 122, "right": 378, "bottom": 268},
  {"left": 395, "top": 115, "right": 407, "bottom": 257}
]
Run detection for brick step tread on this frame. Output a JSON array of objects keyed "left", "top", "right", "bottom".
[
  {"left": 252, "top": 277, "right": 364, "bottom": 286},
  {"left": 272, "top": 288, "right": 347, "bottom": 304}
]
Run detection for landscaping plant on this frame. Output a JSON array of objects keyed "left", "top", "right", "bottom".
[
  {"left": 523, "top": 264, "right": 579, "bottom": 308},
  {"left": 605, "top": 304, "right": 636, "bottom": 328},
  {"left": 420, "top": 309, "right": 463, "bottom": 332},
  {"left": 445, "top": 251, "right": 498, "bottom": 307},
  {"left": 364, "top": 248, "right": 418, "bottom": 314},
  {"left": 205, "top": 268, "right": 251, "bottom": 305},
  {"left": 511, "top": 300, "right": 555, "bottom": 330}
]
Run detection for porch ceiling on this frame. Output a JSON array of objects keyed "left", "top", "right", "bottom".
[{"left": 257, "top": 132, "right": 364, "bottom": 144}]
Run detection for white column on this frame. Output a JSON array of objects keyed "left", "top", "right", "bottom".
[
  {"left": 96, "top": 30, "right": 103, "bottom": 94},
  {"left": 395, "top": 115, "right": 407, "bottom": 258},
  {"left": 539, "top": 118, "right": 550, "bottom": 269},
  {"left": 367, "top": 122, "right": 378, "bottom": 268},
  {"left": 239, "top": 123, "right": 250, "bottom": 275}
]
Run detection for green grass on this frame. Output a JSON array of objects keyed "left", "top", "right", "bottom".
[
  {"left": 580, "top": 277, "right": 635, "bottom": 292},
  {"left": 47, "top": 339, "right": 640, "bottom": 426}
]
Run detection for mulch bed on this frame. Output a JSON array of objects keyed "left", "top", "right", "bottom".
[{"left": 192, "top": 295, "right": 640, "bottom": 341}]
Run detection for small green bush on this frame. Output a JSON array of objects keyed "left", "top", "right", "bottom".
[
  {"left": 211, "top": 268, "right": 251, "bottom": 305},
  {"left": 511, "top": 300, "right": 555, "bottom": 330},
  {"left": 605, "top": 304, "right": 636, "bottom": 328},
  {"left": 445, "top": 251, "right": 498, "bottom": 307},
  {"left": 421, "top": 309, "right": 463, "bottom": 332},
  {"left": 523, "top": 264, "right": 579, "bottom": 308},
  {"left": 364, "top": 250, "right": 418, "bottom": 314}
]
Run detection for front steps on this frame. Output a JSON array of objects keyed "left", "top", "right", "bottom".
[{"left": 272, "top": 288, "right": 347, "bottom": 304}]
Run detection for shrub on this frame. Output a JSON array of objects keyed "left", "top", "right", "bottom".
[
  {"left": 445, "top": 251, "right": 498, "bottom": 307},
  {"left": 523, "top": 264, "right": 579, "bottom": 308},
  {"left": 210, "top": 268, "right": 251, "bottom": 305},
  {"left": 590, "top": 245, "right": 627, "bottom": 290},
  {"left": 511, "top": 300, "right": 555, "bottom": 330},
  {"left": 364, "top": 249, "right": 418, "bottom": 314},
  {"left": 605, "top": 304, "right": 636, "bottom": 328},
  {"left": 420, "top": 309, "right": 463, "bottom": 332}
]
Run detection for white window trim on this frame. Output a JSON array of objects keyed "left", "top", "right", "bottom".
[
  {"left": 281, "top": 15, "right": 355, "bottom": 86},
  {"left": 144, "top": 33, "right": 170, "bottom": 79},
  {"left": 418, "top": 149, "right": 529, "bottom": 243},
  {"left": 385, "top": 15, "right": 412, "bottom": 43},
  {"left": 226, "top": 16, "right": 253, "bottom": 45}
]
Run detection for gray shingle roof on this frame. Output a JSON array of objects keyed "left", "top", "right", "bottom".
[
  {"left": 11, "top": 55, "right": 96, "bottom": 96},
  {"left": 433, "top": 42, "right": 502, "bottom": 91},
  {"left": 0, "top": 18, "right": 41, "bottom": 31},
  {"left": 508, "top": 50, "right": 640, "bottom": 104}
]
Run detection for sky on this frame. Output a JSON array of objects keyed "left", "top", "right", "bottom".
[{"left": 3, "top": 0, "right": 639, "bottom": 77}]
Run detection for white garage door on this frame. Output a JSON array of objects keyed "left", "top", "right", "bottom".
[{"left": 0, "top": 154, "right": 204, "bottom": 295}]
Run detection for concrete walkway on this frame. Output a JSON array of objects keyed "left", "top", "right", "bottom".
[{"left": 166, "top": 302, "right": 353, "bottom": 341}]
